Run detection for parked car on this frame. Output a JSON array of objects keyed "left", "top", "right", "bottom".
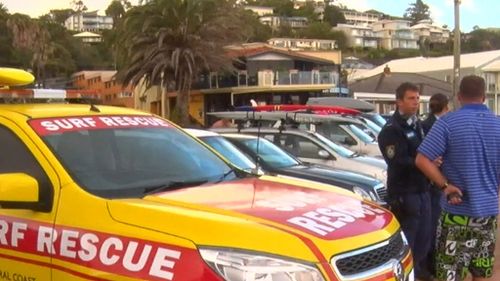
[
  {"left": 209, "top": 111, "right": 383, "bottom": 157},
  {"left": 225, "top": 133, "right": 388, "bottom": 204},
  {"left": 187, "top": 129, "right": 387, "bottom": 204},
  {"left": 212, "top": 127, "right": 388, "bottom": 188},
  {"left": 184, "top": 128, "right": 259, "bottom": 173}
]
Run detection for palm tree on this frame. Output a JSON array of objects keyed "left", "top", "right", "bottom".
[
  {"left": 116, "top": 0, "right": 244, "bottom": 126},
  {"left": 7, "top": 14, "right": 54, "bottom": 86}
]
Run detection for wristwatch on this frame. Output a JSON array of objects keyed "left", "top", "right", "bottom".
[{"left": 440, "top": 181, "right": 449, "bottom": 190}]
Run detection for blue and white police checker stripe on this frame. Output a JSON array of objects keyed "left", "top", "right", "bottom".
[{"left": 418, "top": 104, "right": 500, "bottom": 217}]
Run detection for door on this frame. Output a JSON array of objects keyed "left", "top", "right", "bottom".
[
  {"left": 0, "top": 118, "right": 59, "bottom": 281},
  {"left": 265, "top": 133, "right": 337, "bottom": 167}
]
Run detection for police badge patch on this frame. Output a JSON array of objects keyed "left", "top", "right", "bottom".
[{"left": 386, "top": 145, "right": 395, "bottom": 159}]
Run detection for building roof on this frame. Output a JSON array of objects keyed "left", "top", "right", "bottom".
[
  {"left": 225, "top": 43, "right": 335, "bottom": 65},
  {"left": 72, "top": 70, "right": 117, "bottom": 80},
  {"left": 352, "top": 50, "right": 500, "bottom": 80},
  {"left": 349, "top": 72, "right": 452, "bottom": 96},
  {"left": 73, "top": 31, "right": 102, "bottom": 38},
  {"left": 481, "top": 60, "right": 500, "bottom": 72}
]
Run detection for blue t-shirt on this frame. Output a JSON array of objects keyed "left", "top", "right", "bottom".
[{"left": 418, "top": 104, "right": 500, "bottom": 217}]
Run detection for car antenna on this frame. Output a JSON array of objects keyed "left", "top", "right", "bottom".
[
  {"left": 255, "top": 116, "right": 262, "bottom": 173},
  {"left": 89, "top": 102, "right": 100, "bottom": 113}
]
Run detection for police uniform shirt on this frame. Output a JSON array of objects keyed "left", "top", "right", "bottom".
[{"left": 378, "top": 111, "right": 429, "bottom": 196}]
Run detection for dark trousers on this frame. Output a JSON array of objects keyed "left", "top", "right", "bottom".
[
  {"left": 425, "top": 187, "right": 443, "bottom": 274},
  {"left": 391, "top": 192, "right": 432, "bottom": 277}
]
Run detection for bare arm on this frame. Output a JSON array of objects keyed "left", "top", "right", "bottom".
[{"left": 415, "top": 152, "right": 463, "bottom": 204}]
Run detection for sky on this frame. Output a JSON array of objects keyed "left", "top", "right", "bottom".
[
  {"left": 0, "top": 0, "right": 496, "bottom": 32},
  {"left": 336, "top": 0, "right": 493, "bottom": 32}
]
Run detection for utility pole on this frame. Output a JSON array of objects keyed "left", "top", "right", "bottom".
[{"left": 452, "top": 0, "right": 461, "bottom": 109}]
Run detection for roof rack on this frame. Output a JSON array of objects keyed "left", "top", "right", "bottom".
[
  {"left": 0, "top": 89, "right": 101, "bottom": 104},
  {"left": 234, "top": 104, "right": 360, "bottom": 115}
]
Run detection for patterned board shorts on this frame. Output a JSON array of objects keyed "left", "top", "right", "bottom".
[{"left": 435, "top": 212, "right": 497, "bottom": 281}]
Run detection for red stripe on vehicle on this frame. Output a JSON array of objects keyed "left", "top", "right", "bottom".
[{"left": 0, "top": 215, "right": 221, "bottom": 281}]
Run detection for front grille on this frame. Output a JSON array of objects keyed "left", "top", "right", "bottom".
[
  {"left": 333, "top": 232, "right": 406, "bottom": 277},
  {"left": 375, "top": 185, "right": 388, "bottom": 201}
]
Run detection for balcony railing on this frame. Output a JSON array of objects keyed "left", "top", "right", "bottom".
[{"left": 196, "top": 70, "right": 339, "bottom": 89}]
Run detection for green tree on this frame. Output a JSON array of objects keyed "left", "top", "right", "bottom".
[
  {"left": 117, "top": 0, "right": 245, "bottom": 126},
  {"left": 48, "top": 9, "right": 74, "bottom": 25},
  {"left": 240, "top": 10, "right": 272, "bottom": 42},
  {"left": 292, "top": 2, "right": 317, "bottom": 21},
  {"left": 245, "top": 0, "right": 294, "bottom": 16},
  {"left": 298, "top": 22, "right": 347, "bottom": 49},
  {"left": 323, "top": 4, "right": 346, "bottom": 27},
  {"left": 106, "top": 0, "right": 131, "bottom": 28},
  {"left": 463, "top": 29, "right": 500, "bottom": 52},
  {"left": 404, "top": 0, "right": 431, "bottom": 25}
]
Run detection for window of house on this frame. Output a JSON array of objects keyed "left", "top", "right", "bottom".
[{"left": 0, "top": 126, "right": 53, "bottom": 211}]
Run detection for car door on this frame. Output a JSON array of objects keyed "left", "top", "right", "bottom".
[
  {"left": 0, "top": 117, "right": 59, "bottom": 281},
  {"left": 265, "top": 133, "right": 338, "bottom": 167},
  {"left": 312, "top": 123, "right": 361, "bottom": 153}
]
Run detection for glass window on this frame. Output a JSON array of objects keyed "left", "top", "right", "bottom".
[
  {"left": 347, "top": 124, "right": 376, "bottom": 143},
  {"left": 201, "top": 136, "right": 256, "bottom": 172},
  {"left": 230, "top": 137, "right": 299, "bottom": 169},
  {"left": 42, "top": 128, "right": 234, "bottom": 198},
  {"left": 316, "top": 122, "right": 357, "bottom": 146},
  {"left": 0, "top": 126, "right": 53, "bottom": 211},
  {"left": 268, "top": 133, "right": 325, "bottom": 160},
  {"left": 313, "top": 133, "right": 355, "bottom": 158}
]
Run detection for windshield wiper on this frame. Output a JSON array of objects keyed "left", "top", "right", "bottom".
[
  {"left": 143, "top": 180, "right": 208, "bottom": 196},
  {"left": 215, "top": 169, "right": 237, "bottom": 183}
]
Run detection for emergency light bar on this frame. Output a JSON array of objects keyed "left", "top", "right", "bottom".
[{"left": 0, "top": 89, "right": 100, "bottom": 102}]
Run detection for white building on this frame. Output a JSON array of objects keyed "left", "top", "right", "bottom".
[
  {"left": 410, "top": 20, "right": 450, "bottom": 44},
  {"left": 372, "top": 20, "right": 418, "bottom": 50},
  {"left": 65, "top": 10, "right": 113, "bottom": 32},
  {"left": 243, "top": 6, "right": 274, "bottom": 17},
  {"left": 334, "top": 24, "right": 379, "bottom": 48},
  {"left": 73, "top": 31, "right": 102, "bottom": 43},
  {"left": 267, "top": 38, "right": 337, "bottom": 50},
  {"left": 350, "top": 50, "right": 500, "bottom": 114},
  {"left": 341, "top": 10, "right": 382, "bottom": 26},
  {"left": 259, "top": 16, "right": 308, "bottom": 29}
]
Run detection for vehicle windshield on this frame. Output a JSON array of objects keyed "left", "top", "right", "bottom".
[
  {"left": 313, "top": 133, "right": 356, "bottom": 158},
  {"left": 230, "top": 137, "right": 300, "bottom": 169},
  {"left": 362, "top": 117, "right": 382, "bottom": 134},
  {"left": 30, "top": 116, "right": 236, "bottom": 198},
  {"left": 200, "top": 135, "right": 256, "bottom": 172},
  {"left": 369, "top": 113, "right": 387, "bottom": 127},
  {"left": 346, "top": 123, "right": 376, "bottom": 143}
]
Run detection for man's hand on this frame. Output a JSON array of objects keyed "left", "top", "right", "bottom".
[{"left": 444, "top": 184, "right": 463, "bottom": 205}]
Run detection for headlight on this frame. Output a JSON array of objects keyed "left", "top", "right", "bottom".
[
  {"left": 199, "top": 248, "right": 325, "bottom": 281},
  {"left": 352, "top": 186, "right": 375, "bottom": 201}
]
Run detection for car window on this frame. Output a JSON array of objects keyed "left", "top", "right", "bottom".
[
  {"left": 347, "top": 124, "right": 376, "bottom": 143},
  {"left": 269, "top": 133, "right": 326, "bottom": 159},
  {"left": 201, "top": 136, "right": 256, "bottom": 171},
  {"left": 362, "top": 117, "right": 382, "bottom": 134},
  {"left": 31, "top": 116, "right": 235, "bottom": 198},
  {"left": 316, "top": 122, "right": 357, "bottom": 146},
  {"left": 0, "top": 125, "right": 53, "bottom": 211},
  {"left": 230, "top": 137, "right": 299, "bottom": 169},
  {"left": 313, "top": 133, "right": 355, "bottom": 158}
]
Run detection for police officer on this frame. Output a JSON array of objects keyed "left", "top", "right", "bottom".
[
  {"left": 421, "top": 93, "right": 449, "bottom": 277},
  {"left": 378, "top": 82, "right": 432, "bottom": 281}
]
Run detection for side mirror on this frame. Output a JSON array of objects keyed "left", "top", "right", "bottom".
[
  {"left": 318, "top": 150, "right": 331, "bottom": 159},
  {"left": 0, "top": 173, "right": 39, "bottom": 210}
]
